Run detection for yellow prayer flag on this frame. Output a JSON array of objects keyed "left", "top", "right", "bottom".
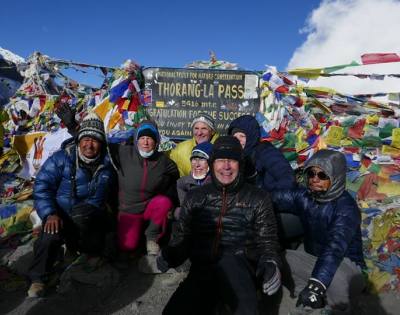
[
  {"left": 287, "top": 67, "right": 323, "bottom": 79},
  {"left": 367, "top": 268, "right": 392, "bottom": 294},
  {"left": 366, "top": 114, "right": 380, "bottom": 125},
  {"left": 93, "top": 97, "right": 112, "bottom": 120},
  {"left": 260, "top": 89, "right": 271, "bottom": 98},
  {"left": 16, "top": 204, "right": 33, "bottom": 224},
  {"left": 381, "top": 145, "right": 400, "bottom": 156},
  {"left": 107, "top": 111, "right": 122, "bottom": 130},
  {"left": 295, "top": 128, "right": 309, "bottom": 152},
  {"left": 377, "top": 179, "right": 400, "bottom": 196},
  {"left": 324, "top": 126, "right": 344, "bottom": 146},
  {"left": 12, "top": 132, "right": 47, "bottom": 158},
  {"left": 340, "top": 138, "right": 353, "bottom": 146},
  {"left": 391, "top": 128, "right": 400, "bottom": 148},
  {"left": 43, "top": 98, "right": 55, "bottom": 112},
  {"left": 315, "top": 137, "right": 328, "bottom": 150}
]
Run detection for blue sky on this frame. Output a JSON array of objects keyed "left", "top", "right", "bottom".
[
  {"left": 3, "top": 0, "right": 400, "bottom": 94},
  {"left": 1, "top": 0, "right": 321, "bottom": 85}
]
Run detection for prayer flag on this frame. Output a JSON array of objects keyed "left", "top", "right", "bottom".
[{"left": 361, "top": 53, "right": 400, "bottom": 65}]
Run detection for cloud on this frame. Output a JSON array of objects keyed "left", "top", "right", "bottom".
[{"left": 288, "top": 0, "right": 400, "bottom": 95}]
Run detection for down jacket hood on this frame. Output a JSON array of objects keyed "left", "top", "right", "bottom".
[
  {"left": 304, "top": 149, "right": 347, "bottom": 202},
  {"left": 228, "top": 115, "right": 260, "bottom": 157}
]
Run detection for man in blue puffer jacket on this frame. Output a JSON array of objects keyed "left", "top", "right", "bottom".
[
  {"left": 272, "top": 149, "right": 366, "bottom": 313},
  {"left": 27, "top": 112, "right": 115, "bottom": 298}
]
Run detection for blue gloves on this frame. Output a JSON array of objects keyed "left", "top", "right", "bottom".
[
  {"left": 156, "top": 252, "right": 170, "bottom": 273},
  {"left": 296, "top": 278, "right": 326, "bottom": 309},
  {"left": 256, "top": 260, "right": 281, "bottom": 295}
]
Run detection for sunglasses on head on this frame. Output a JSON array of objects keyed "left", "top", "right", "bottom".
[{"left": 306, "top": 169, "right": 329, "bottom": 180}]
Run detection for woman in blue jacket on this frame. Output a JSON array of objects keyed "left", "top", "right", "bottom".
[{"left": 272, "top": 149, "right": 366, "bottom": 312}]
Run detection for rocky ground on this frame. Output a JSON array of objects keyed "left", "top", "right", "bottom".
[{"left": 0, "top": 240, "right": 399, "bottom": 315}]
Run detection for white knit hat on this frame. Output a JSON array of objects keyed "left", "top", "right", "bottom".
[
  {"left": 77, "top": 112, "right": 106, "bottom": 143},
  {"left": 191, "top": 113, "right": 215, "bottom": 131}
]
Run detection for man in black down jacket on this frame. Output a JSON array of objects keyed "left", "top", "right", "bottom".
[{"left": 157, "top": 136, "right": 282, "bottom": 315}]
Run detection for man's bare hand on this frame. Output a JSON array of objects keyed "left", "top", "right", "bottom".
[{"left": 44, "top": 214, "right": 63, "bottom": 234}]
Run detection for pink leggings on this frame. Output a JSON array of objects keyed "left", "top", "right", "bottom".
[{"left": 117, "top": 195, "right": 172, "bottom": 251}]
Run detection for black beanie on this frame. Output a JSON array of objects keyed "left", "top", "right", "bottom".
[
  {"left": 230, "top": 127, "right": 246, "bottom": 136},
  {"left": 210, "top": 136, "right": 243, "bottom": 163}
]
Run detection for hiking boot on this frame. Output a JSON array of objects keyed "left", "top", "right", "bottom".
[
  {"left": 146, "top": 240, "right": 160, "bottom": 256},
  {"left": 27, "top": 282, "right": 45, "bottom": 298}
]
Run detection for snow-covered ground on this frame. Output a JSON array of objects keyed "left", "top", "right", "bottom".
[{"left": 0, "top": 47, "right": 25, "bottom": 64}]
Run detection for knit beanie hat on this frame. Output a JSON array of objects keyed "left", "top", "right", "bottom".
[
  {"left": 210, "top": 136, "right": 243, "bottom": 163},
  {"left": 191, "top": 113, "right": 215, "bottom": 131},
  {"left": 136, "top": 121, "right": 159, "bottom": 144},
  {"left": 191, "top": 142, "right": 213, "bottom": 160},
  {"left": 77, "top": 112, "right": 106, "bottom": 143}
]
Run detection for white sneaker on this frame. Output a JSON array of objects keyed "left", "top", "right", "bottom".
[{"left": 146, "top": 240, "right": 160, "bottom": 256}]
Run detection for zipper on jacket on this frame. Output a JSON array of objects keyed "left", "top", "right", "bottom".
[
  {"left": 140, "top": 159, "right": 148, "bottom": 202},
  {"left": 213, "top": 187, "right": 227, "bottom": 257}
]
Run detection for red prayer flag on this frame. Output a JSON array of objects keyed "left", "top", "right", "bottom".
[{"left": 361, "top": 53, "right": 400, "bottom": 65}]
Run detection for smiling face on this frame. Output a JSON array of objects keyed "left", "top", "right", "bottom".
[
  {"left": 79, "top": 137, "right": 102, "bottom": 159},
  {"left": 137, "top": 136, "right": 156, "bottom": 153},
  {"left": 193, "top": 122, "right": 214, "bottom": 144},
  {"left": 191, "top": 157, "right": 209, "bottom": 178},
  {"left": 307, "top": 166, "right": 331, "bottom": 192},
  {"left": 213, "top": 158, "right": 239, "bottom": 186}
]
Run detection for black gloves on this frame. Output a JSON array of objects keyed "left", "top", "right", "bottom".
[
  {"left": 56, "top": 102, "right": 77, "bottom": 131},
  {"left": 156, "top": 251, "right": 170, "bottom": 273},
  {"left": 296, "top": 278, "right": 326, "bottom": 309},
  {"left": 256, "top": 260, "right": 281, "bottom": 295}
]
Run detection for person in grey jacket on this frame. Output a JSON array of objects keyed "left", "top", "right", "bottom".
[
  {"left": 163, "top": 142, "right": 213, "bottom": 286},
  {"left": 176, "top": 141, "right": 213, "bottom": 209},
  {"left": 272, "top": 149, "right": 366, "bottom": 313}
]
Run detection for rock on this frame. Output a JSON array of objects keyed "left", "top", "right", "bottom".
[
  {"left": 58, "top": 260, "right": 120, "bottom": 295},
  {"left": 6, "top": 240, "right": 34, "bottom": 275}
]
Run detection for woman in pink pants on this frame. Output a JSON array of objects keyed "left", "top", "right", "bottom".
[{"left": 108, "top": 121, "right": 179, "bottom": 256}]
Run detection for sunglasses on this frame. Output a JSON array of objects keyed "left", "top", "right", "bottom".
[{"left": 306, "top": 169, "right": 329, "bottom": 180}]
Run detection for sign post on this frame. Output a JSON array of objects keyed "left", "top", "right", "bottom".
[{"left": 143, "top": 67, "right": 260, "bottom": 139}]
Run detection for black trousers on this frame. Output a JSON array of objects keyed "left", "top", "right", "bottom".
[
  {"left": 163, "top": 253, "right": 259, "bottom": 315},
  {"left": 28, "top": 211, "right": 107, "bottom": 282}
]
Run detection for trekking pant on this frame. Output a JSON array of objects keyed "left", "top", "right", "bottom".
[
  {"left": 28, "top": 210, "right": 107, "bottom": 282},
  {"left": 163, "top": 253, "right": 258, "bottom": 315},
  {"left": 285, "top": 249, "right": 366, "bottom": 310},
  {"left": 117, "top": 195, "right": 172, "bottom": 251}
]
